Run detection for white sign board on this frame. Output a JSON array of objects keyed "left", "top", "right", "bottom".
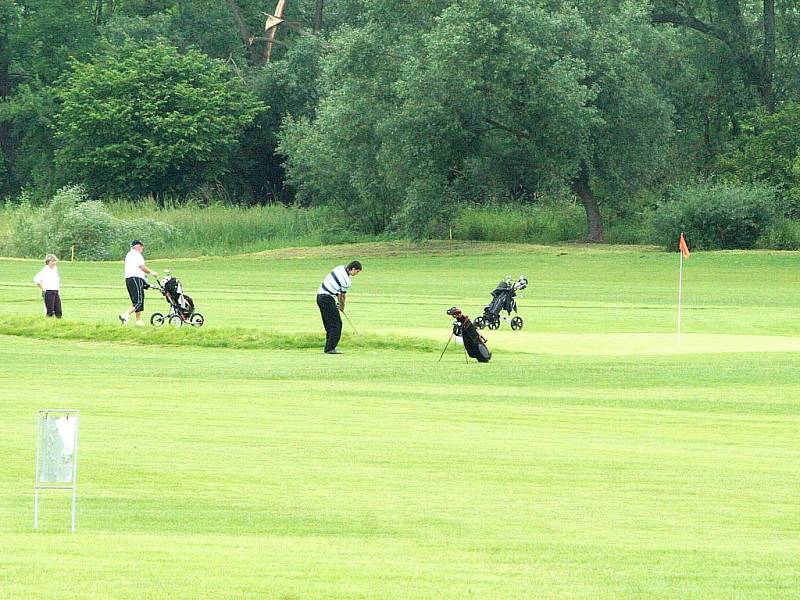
[
  {"left": 34, "top": 410, "right": 79, "bottom": 532},
  {"left": 38, "top": 414, "right": 77, "bottom": 483}
]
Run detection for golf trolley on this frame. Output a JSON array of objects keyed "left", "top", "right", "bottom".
[
  {"left": 149, "top": 272, "right": 204, "bottom": 328},
  {"left": 474, "top": 275, "right": 527, "bottom": 331}
]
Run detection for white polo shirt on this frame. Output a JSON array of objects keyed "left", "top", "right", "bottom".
[
  {"left": 33, "top": 266, "right": 60, "bottom": 291},
  {"left": 124, "top": 249, "right": 146, "bottom": 279},
  {"left": 317, "top": 265, "right": 351, "bottom": 297}
]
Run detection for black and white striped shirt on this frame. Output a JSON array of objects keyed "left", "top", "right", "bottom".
[{"left": 318, "top": 265, "right": 351, "bottom": 297}]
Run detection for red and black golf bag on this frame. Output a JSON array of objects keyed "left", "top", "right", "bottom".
[{"left": 447, "top": 307, "right": 491, "bottom": 362}]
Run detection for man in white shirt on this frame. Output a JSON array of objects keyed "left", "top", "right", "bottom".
[
  {"left": 33, "top": 254, "right": 62, "bottom": 318},
  {"left": 119, "top": 240, "right": 158, "bottom": 325},
  {"left": 316, "top": 260, "right": 362, "bottom": 354}
]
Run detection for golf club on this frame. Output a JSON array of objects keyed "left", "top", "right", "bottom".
[{"left": 342, "top": 309, "right": 360, "bottom": 335}]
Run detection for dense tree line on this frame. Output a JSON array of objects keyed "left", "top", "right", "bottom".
[{"left": 1, "top": 0, "right": 799, "bottom": 241}]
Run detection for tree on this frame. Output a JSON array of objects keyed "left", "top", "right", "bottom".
[
  {"left": 717, "top": 102, "right": 800, "bottom": 215},
  {"left": 280, "top": 0, "right": 674, "bottom": 240},
  {"left": 280, "top": 3, "right": 453, "bottom": 233},
  {"left": 650, "top": 0, "right": 778, "bottom": 113},
  {"left": 234, "top": 34, "right": 324, "bottom": 201},
  {"left": 55, "top": 40, "right": 265, "bottom": 198}
]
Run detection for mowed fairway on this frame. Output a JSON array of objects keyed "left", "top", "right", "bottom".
[{"left": 0, "top": 243, "right": 798, "bottom": 598}]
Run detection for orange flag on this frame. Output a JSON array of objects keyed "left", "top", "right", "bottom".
[{"left": 679, "top": 232, "right": 691, "bottom": 259}]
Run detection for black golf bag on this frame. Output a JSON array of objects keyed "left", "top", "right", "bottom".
[
  {"left": 163, "top": 276, "right": 194, "bottom": 318},
  {"left": 447, "top": 308, "right": 491, "bottom": 362},
  {"left": 475, "top": 276, "right": 527, "bottom": 331}
]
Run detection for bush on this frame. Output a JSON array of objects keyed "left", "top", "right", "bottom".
[
  {"left": 757, "top": 218, "right": 800, "bottom": 250},
  {"left": 653, "top": 182, "right": 778, "bottom": 250},
  {"left": 6, "top": 186, "right": 174, "bottom": 260},
  {"left": 603, "top": 213, "right": 658, "bottom": 245}
]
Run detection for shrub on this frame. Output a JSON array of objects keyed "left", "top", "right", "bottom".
[
  {"left": 604, "top": 213, "right": 659, "bottom": 245},
  {"left": 653, "top": 182, "right": 778, "bottom": 250},
  {"left": 757, "top": 218, "right": 800, "bottom": 250},
  {"left": 6, "top": 186, "right": 174, "bottom": 259}
]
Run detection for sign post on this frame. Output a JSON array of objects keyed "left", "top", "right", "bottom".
[{"left": 34, "top": 409, "right": 79, "bottom": 532}]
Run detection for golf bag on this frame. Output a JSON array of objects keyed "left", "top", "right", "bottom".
[
  {"left": 447, "top": 307, "right": 491, "bottom": 362},
  {"left": 475, "top": 275, "right": 527, "bottom": 331},
  {"left": 163, "top": 276, "right": 194, "bottom": 317}
]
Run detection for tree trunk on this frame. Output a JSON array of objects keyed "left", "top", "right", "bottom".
[
  {"left": 762, "top": 0, "right": 776, "bottom": 113},
  {"left": 571, "top": 168, "right": 603, "bottom": 243},
  {"left": 225, "top": 0, "right": 260, "bottom": 64},
  {"left": 314, "top": 0, "right": 324, "bottom": 32},
  {"left": 0, "top": 29, "right": 14, "bottom": 192}
]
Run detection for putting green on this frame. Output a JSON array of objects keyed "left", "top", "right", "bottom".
[{"left": 402, "top": 329, "right": 800, "bottom": 355}]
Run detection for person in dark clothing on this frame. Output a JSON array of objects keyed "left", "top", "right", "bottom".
[{"left": 316, "top": 260, "right": 362, "bottom": 354}]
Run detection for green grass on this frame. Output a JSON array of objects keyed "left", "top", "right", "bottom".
[{"left": 0, "top": 243, "right": 798, "bottom": 598}]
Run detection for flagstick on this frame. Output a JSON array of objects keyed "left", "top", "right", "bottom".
[{"left": 677, "top": 251, "right": 684, "bottom": 340}]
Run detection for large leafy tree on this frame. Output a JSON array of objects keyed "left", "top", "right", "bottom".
[
  {"left": 1, "top": 0, "right": 101, "bottom": 195},
  {"left": 55, "top": 40, "right": 264, "bottom": 198},
  {"left": 393, "top": 1, "right": 674, "bottom": 241},
  {"left": 281, "top": 0, "right": 674, "bottom": 240},
  {"left": 279, "top": 2, "right": 452, "bottom": 233}
]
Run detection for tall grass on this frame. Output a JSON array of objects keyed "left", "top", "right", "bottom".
[
  {"left": 450, "top": 202, "right": 586, "bottom": 243},
  {"left": 104, "top": 200, "right": 364, "bottom": 257}
]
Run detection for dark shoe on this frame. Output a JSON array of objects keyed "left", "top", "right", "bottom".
[{"left": 325, "top": 349, "right": 342, "bottom": 354}]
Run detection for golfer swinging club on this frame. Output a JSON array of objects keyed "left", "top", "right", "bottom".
[{"left": 316, "top": 260, "right": 362, "bottom": 354}]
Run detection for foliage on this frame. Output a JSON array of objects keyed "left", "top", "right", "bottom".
[
  {"left": 451, "top": 200, "right": 586, "bottom": 244},
  {"left": 716, "top": 102, "right": 800, "bottom": 215},
  {"left": 55, "top": 40, "right": 264, "bottom": 198},
  {"left": 2, "top": 0, "right": 800, "bottom": 237},
  {"left": 5, "top": 185, "right": 174, "bottom": 259},
  {"left": 279, "top": 23, "right": 417, "bottom": 235},
  {"left": 653, "top": 182, "right": 778, "bottom": 250},
  {"left": 233, "top": 35, "right": 325, "bottom": 202},
  {"left": 757, "top": 218, "right": 800, "bottom": 250},
  {"left": 0, "top": 194, "right": 379, "bottom": 258},
  {"left": 280, "top": 1, "right": 674, "bottom": 238},
  {"left": 0, "top": 85, "right": 59, "bottom": 197},
  {"left": 10, "top": 0, "right": 100, "bottom": 85}
]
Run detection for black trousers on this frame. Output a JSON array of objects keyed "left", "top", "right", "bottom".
[
  {"left": 44, "top": 290, "right": 62, "bottom": 318},
  {"left": 316, "top": 294, "right": 342, "bottom": 352}
]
